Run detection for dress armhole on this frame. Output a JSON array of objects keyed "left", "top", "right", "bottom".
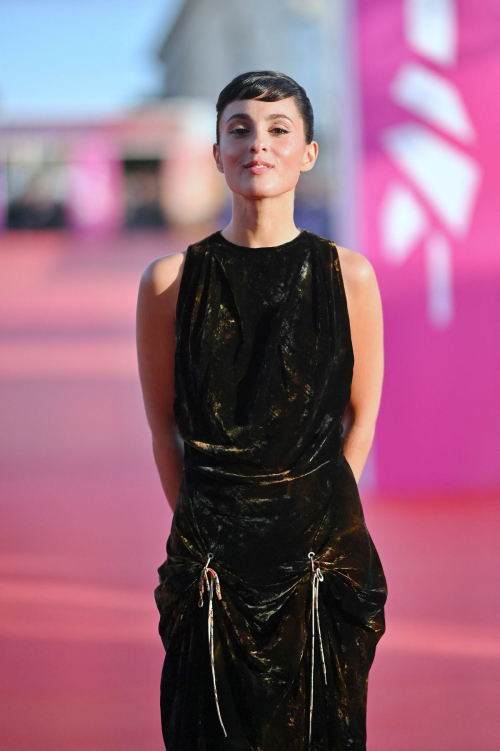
[{"left": 330, "top": 241, "right": 355, "bottom": 369}]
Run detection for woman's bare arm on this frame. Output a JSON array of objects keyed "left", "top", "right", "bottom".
[
  {"left": 337, "top": 246, "right": 384, "bottom": 484},
  {"left": 136, "top": 252, "right": 186, "bottom": 514}
]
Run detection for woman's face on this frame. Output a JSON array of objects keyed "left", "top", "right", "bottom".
[{"left": 213, "top": 96, "right": 318, "bottom": 198}]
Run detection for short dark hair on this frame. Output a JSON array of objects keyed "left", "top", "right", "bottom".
[{"left": 215, "top": 70, "right": 314, "bottom": 145}]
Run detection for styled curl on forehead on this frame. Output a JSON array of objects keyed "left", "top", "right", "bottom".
[{"left": 215, "top": 70, "right": 314, "bottom": 146}]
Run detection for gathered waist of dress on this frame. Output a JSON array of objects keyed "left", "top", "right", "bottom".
[{"left": 182, "top": 441, "right": 345, "bottom": 486}]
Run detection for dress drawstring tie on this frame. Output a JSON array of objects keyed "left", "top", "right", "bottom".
[
  {"left": 198, "top": 552, "right": 227, "bottom": 737},
  {"left": 308, "top": 551, "right": 328, "bottom": 747},
  {"left": 197, "top": 551, "right": 326, "bottom": 744}
]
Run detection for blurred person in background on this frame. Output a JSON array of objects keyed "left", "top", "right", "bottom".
[
  {"left": 7, "top": 172, "right": 66, "bottom": 229},
  {"left": 137, "top": 70, "right": 388, "bottom": 750}
]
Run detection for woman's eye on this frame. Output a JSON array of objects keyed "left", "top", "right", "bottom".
[{"left": 229, "top": 127, "right": 289, "bottom": 135}]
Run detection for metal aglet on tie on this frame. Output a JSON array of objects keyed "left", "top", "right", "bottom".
[
  {"left": 308, "top": 551, "right": 328, "bottom": 747},
  {"left": 198, "top": 551, "right": 227, "bottom": 738}
]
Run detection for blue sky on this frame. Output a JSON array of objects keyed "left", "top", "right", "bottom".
[{"left": 0, "top": 0, "right": 182, "bottom": 119}]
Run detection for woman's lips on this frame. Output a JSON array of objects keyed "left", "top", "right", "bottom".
[{"left": 244, "top": 164, "right": 273, "bottom": 174}]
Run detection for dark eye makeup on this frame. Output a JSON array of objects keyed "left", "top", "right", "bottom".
[{"left": 229, "top": 126, "right": 290, "bottom": 135}]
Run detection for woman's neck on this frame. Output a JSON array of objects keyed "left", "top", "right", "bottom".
[{"left": 223, "top": 192, "right": 299, "bottom": 248}]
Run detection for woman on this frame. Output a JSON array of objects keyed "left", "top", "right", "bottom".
[{"left": 136, "top": 70, "right": 388, "bottom": 751}]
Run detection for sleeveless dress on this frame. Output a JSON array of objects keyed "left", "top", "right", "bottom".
[{"left": 154, "top": 228, "right": 388, "bottom": 750}]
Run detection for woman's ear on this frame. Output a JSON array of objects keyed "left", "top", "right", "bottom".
[
  {"left": 213, "top": 144, "right": 224, "bottom": 173},
  {"left": 301, "top": 141, "right": 319, "bottom": 173}
]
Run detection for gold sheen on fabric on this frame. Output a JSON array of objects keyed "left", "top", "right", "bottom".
[{"left": 154, "top": 228, "right": 388, "bottom": 750}]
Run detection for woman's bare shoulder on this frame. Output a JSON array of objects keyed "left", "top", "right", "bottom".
[
  {"left": 336, "top": 244, "right": 375, "bottom": 283},
  {"left": 138, "top": 251, "right": 187, "bottom": 318},
  {"left": 336, "top": 244, "right": 379, "bottom": 298},
  {"left": 140, "top": 251, "right": 187, "bottom": 295}
]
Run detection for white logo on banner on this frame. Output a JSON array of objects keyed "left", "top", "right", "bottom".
[{"left": 379, "top": 0, "right": 482, "bottom": 328}]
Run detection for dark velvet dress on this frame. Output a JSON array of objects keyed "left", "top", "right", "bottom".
[{"left": 154, "top": 228, "right": 388, "bottom": 750}]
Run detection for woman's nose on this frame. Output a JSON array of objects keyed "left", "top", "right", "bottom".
[{"left": 249, "top": 130, "right": 268, "bottom": 152}]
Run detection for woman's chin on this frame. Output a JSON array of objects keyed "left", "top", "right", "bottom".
[{"left": 228, "top": 182, "right": 289, "bottom": 200}]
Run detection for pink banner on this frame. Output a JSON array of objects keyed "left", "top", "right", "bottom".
[
  {"left": 66, "top": 139, "right": 124, "bottom": 231},
  {"left": 356, "top": 0, "right": 500, "bottom": 490}
]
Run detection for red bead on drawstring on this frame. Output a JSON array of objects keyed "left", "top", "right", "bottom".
[
  {"left": 198, "top": 552, "right": 227, "bottom": 737},
  {"left": 308, "top": 551, "right": 328, "bottom": 747}
]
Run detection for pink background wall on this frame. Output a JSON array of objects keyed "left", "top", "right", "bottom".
[{"left": 356, "top": 0, "right": 500, "bottom": 491}]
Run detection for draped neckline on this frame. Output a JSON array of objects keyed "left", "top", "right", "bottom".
[{"left": 214, "top": 228, "right": 306, "bottom": 252}]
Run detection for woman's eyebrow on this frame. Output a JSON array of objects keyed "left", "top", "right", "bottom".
[{"left": 225, "top": 113, "right": 294, "bottom": 124}]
